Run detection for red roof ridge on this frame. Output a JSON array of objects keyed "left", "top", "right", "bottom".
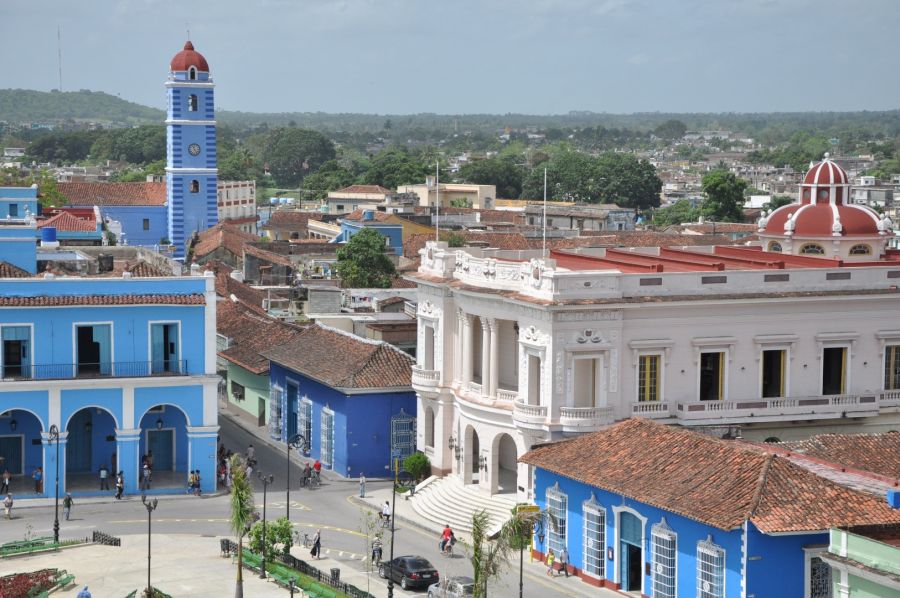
[{"left": 746, "top": 454, "right": 775, "bottom": 521}]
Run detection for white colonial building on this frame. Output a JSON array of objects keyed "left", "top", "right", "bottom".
[{"left": 409, "top": 157, "right": 900, "bottom": 509}]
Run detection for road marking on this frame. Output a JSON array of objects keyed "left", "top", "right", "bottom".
[
  {"left": 255, "top": 500, "right": 311, "bottom": 511},
  {"left": 109, "top": 518, "right": 230, "bottom": 524},
  {"left": 288, "top": 521, "right": 366, "bottom": 539}
]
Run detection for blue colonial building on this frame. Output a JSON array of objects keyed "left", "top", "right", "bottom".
[
  {"left": 166, "top": 41, "right": 218, "bottom": 259},
  {"left": 262, "top": 324, "right": 416, "bottom": 478},
  {"left": 521, "top": 419, "right": 900, "bottom": 598},
  {"left": 338, "top": 211, "right": 403, "bottom": 256},
  {"left": 0, "top": 185, "right": 39, "bottom": 220},
  {"left": 0, "top": 242, "right": 219, "bottom": 497}
]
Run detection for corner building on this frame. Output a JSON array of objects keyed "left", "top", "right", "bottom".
[{"left": 408, "top": 156, "right": 900, "bottom": 502}]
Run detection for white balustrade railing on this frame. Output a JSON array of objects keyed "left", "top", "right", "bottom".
[
  {"left": 466, "top": 381, "right": 483, "bottom": 395},
  {"left": 496, "top": 388, "right": 519, "bottom": 402},
  {"left": 559, "top": 406, "right": 615, "bottom": 423},
  {"left": 631, "top": 401, "right": 671, "bottom": 417},
  {"left": 513, "top": 400, "right": 548, "bottom": 418},
  {"left": 675, "top": 393, "right": 879, "bottom": 420}
]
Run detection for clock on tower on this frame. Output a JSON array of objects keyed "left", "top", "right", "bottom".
[{"left": 165, "top": 41, "right": 218, "bottom": 259}]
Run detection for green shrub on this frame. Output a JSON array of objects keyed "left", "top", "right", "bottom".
[{"left": 403, "top": 452, "right": 431, "bottom": 482}]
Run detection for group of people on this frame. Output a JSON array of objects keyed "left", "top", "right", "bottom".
[
  {"left": 544, "top": 547, "right": 570, "bottom": 577},
  {"left": 216, "top": 444, "right": 235, "bottom": 490},
  {"left": 0, "top": 467, "right": 42, "bottom": 495},
  {"left": 187, "top": 470, "right": 202, "bottom": 496},
  {"left": 299, "top": 459, "right": 322, "bottom": 488}
]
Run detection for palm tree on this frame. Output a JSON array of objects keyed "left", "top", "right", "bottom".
[
  {"left": 469, "top": 507, "right": 547, "bottom": 598},
  {"left": 230, "top": 454, "right": 256, "bottom": 598}
]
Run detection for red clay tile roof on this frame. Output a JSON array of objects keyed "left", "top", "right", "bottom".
[
  {"left": 778, "top": 433, "right": 900, "bottom": 480},
  {"left": 333, "top": 185, "right": 393, "bottom": 195},
  {"left": 124, "top": 261, "right": 170, "bottom": 278},
  {"left": 192, "top": 223, "right": 260, "bottom": 260},
  {"left": 37, "top": 210, "right": 97, "bottom": 232},
  {"left": 0, "top": 262, "right": 31, "bottom": 278},
  {"left": 520, "top": 419, "right": 900, "bottom": 533},
  {"left": 216, "top": 297, "right": 307, "bottom": 373},
  {"left": 59, "top": 182, "right": 167, "bottom": 207},
  {"left": 342, "top": 209, "right": 393, "bottom": 222},
  {"left": 263, "top": 210, "right": 324, "bottom": 230},
  {"left": 243, "top": 243, "right": 294, "bottom": 267},
  {"left": 214, "top": 272, "right": 267, "bottom": 311},
  {"left": 0, "top": 294, "right": 204, "bottom": 307},
  {"left": 262, "top": 324, "right": 413, "bottom": 390}
]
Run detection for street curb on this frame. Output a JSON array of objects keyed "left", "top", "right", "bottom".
[
  {"left": 348, "top": 495, "right": 443, "bottom": 538},
  {"left": 12, "top": 490, "right": 227, "bottom": 511}
]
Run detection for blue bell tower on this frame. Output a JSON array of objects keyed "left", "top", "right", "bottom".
[{"left": 165, "top": 41, "right": 218, "bottom": 259}]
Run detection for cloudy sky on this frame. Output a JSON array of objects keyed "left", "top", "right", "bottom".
[{"left": 2, "top": 0, "right": 897, "bottom": 115}]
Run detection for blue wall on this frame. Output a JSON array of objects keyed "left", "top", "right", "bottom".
[
  {"left": 534, "top": 469, "right": 745, "bottom": 597},
  {"left": 746, "top": 522, "right": 826, "bottom": 598},
  {"left": 269, "top": 362, "right": 416, "bottom": 478},
  {"left": 0, "top": 186, "right": 39, "bottom": 219},
  {"left": 99, "top": 205, "right": 168, "bottom": 247},
  {"left": 340, "top": 221, "right": 403, "bottom": 256},
  {"left": 0, "top": 223, "right": 38, "bottom": 273},
  {"left": 0, "top": 409, "right": 44, "bottom": 477}
]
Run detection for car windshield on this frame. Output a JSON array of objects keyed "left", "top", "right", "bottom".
[
  {"left": 460, "top": 583, "right": 475, "bottom": 594},
  {"left": 408, "top": 558, "right": 432, "bottom": 569}
]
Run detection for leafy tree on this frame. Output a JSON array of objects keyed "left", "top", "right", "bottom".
[
  {"left": 654, "top": 119, "right": 687, "bottom": 140},
  {"left": 262, "top": 128, "right": 336, "bottom": 187},
  {"left": 218, "top": 147, "right": 263, "bottom": 183},
  {"left": 594, "top": 152, "right": 662, "bottom": 209},
  {"left": 446, "top": 232, "right": 466, "bottom": 248},
  {"left": 1, "top": 169, "right": 65, "bottom": 209},
  {"left": 229, "top": 454, "right": 257, "bottom": 598},
  {"left": 763, "top": 195, "right": 794, "bottom": 212},
  {"left": 652, "top": 199, "right": 699, "bottom": 227},
  {"left": 458, "top": 156, "right": 523, "bottom": 199},
  {"left": 301, "top": 160, "right": 356, "bottom": 199},
  {"left": 700, "top": 170, "right": 748, "bottom": 222},
  {"left": 335, "top": 228, "right": 396, "bottom": 288},
  {"left": 248, "top": 516, "right": 292, "bottom": 561},
  {"left": 360, "top": 147, "right": 431, "bottom": 189},
  {"left": 403, "top": 452, "right": 431, "bottom": 482}
]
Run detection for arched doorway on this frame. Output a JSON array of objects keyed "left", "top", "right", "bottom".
[
  {"left": 423, "top": 406, "right": 435, "bottom": 449},
  {"left": 0, "top": 410, "right": 44, "bottom": 493},
  {"left": 65, "top": 407, "right": 117, "bottom": 492},
  {"left": 495, "top": 434, "right": 517, "bottom": 495},
  {"left": 464, "top": 425, "right": 480, "bottom": 485},
  {"left": 619, "top": 511, "right": 643, "bottom": 592},
  {"left": 138, "top": 405, "right": 189, "bottom": 490}
]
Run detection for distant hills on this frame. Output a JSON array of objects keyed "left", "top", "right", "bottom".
[{"left": 0, "top": 89, "right": 163, "bottom": 125}]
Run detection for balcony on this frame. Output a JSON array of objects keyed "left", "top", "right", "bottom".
[
  {"left": 879, "top": 390, "right": 900, "bottom": 408},
  {"left": 0, "top": 360, "right": 190, "bottom": 382},
  {"left": 559, "top": 406, "right": 616, "bottom": 431},
  {"left": 496, "top": 388, "right": 519, "bottom": 402},
  {"left": 630, "top": 401, "right": 672, "bottom": 419},
  {"left": 674, "top": 393, "right": 880, "bottom": 424},
  {"left": 512, "top": 400, "right": 548, "bottom": 429},
  {"left": 411, "top": 366, "right": 440, "bottom": 395},
  {"left": 466, "top": 381, "right": 484, "bottom": 396}
]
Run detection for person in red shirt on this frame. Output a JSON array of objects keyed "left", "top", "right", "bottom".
[
  {"left": 313, "top": 460, "right": 322, "bottom": 473},
  {"left": 440, "top": 524, "right": 453, "bottom": 554}
]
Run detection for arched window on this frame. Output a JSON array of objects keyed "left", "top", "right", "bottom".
[
  {"left": 764, "top": 437, "right": 781, "bottom": 443},
  {"left": 803, "top": 189, "right": 811, "bottom": 201},
  {"left": 188, "top": 94, "right": 198, "bottom": 112},
  {"left": 800, "top": 243, "right": 825, "bottom": 255},
  {"left": 188, "top": 67, "right": 197, "bottom": 81},
  {"left": 849, "top": 244, "right": 871, "bottom": 256},
  {"left": 768, "top": 241, "right": 782, "bottom": 252},
  {"left": 189, "top": 180, "right": 200, "bottom": 193}
]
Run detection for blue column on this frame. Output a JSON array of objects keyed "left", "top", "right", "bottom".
[
  {"left": 41, "top": 432, "right": 67, "bottom": 497},
  {"left": 116, "top": 429, "right": 141, "bottom": 495},
  {"left": 187, "top": 427, "right": 219, "bottom": 494}
]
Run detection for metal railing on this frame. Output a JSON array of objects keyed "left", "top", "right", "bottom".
[
  {"left": 92, "top": 530, "right": 122, "bottom": 547},
  {"left": 1, "top": 360, "right": 189, "bottom": 381}
]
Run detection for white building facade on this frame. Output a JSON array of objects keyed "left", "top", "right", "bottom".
[
  {"left": 217, "top": 180, "right": 257, "bottom": 233},
  {"left": 410, "top": 158, "right": 900, "bottom": 501}
]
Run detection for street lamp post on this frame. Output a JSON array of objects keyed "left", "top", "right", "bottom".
[
  {"left": 48, "top": 425, "right": 60, "bottom": 544},
  {"left": 386, "top": 470, "right": 414, "bottom": 598},
  {"left": 258, "top": 473, "right": 274, "bottom": 579},
  {"left": 285, "top": 434, "right": 305, "bottom": 521},
  {"left": 142, "top": 495, "right": 158, "bottom": 597}
]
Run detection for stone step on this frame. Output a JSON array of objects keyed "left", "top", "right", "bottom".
[{"left": 410, "top": 476, "right": 517, "bottom": 534}]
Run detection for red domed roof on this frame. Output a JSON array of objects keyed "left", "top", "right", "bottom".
[
  {"left": 170, "top": 41, "right": 209, "bottom": 73},
  {"left": 763, "top": 202, "right": 882, "bottom": 237},
  {"left": 803, "top": 154, "right": 849, "bottom": 186}
]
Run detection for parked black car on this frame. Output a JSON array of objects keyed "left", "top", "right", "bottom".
[{"left": 379, "top": 555, "right": 440, "bottom": 590}]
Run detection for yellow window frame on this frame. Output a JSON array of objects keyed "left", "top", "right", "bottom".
[{"left": 638, "top": 354, "right": 660, "bottom": 402}]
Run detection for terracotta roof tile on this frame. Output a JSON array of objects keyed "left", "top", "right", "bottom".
[
  {"left": 0, "top": 294, "right": 204, "bottom": 307},
  {"left": 261, "top": 324, "right": 413, "bottom": 389},
  {"left": 192, "top": 222, "right": 260, "bottom": 260},
  {"left": 59, "top": 182, "right": 167, "bottom": 207},
  {"left": 778, "top": 432, "right": 900, "bottom": 480},
  {"left": 37, "top": 210, "right": 98, "bottom": 232},
  {"left": 214, "top": 272, "right": 267, "bottom": 311},
  {"left": 333, "top": 185, "right": 393, "bottom": 195},
  {"left": 342, "top": 209, "right": 392, "bottom": 222},
  {"left": 520, "top": 419, "right": 900, "bottom": 533},
  {"left": 243, "top": 244, "right": 294, "bottom": 267},
  {"left": 216, "top": 298, "right": 306, "bottom": 374},
  {"left": 0, "top": 262, "right": 32, "bottom": 278},
  {"left": 124, "top": 261, "right": 171, "bottom": 278},
  {"left": 263, "top": 210, "right": 324, "bottom": 229}
]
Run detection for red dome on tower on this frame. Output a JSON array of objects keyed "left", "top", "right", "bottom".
[
  {"left": 170, "top": 41, "right": 209, "bottom": 73},
  {"left": 803, "top": 153, "right": 849, "bottom": 186}
]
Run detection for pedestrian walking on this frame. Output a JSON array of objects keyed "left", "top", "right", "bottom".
[
  {"left": 76, "top": 586, "right": 91, "bottom": 598},
  {"left": 0, "top": 469, "right": 10, "bottom": 494},
  {"left": 140, "top": 462, "right": 151, "bottom": 491},
  {"left": 3, "top": 494, "right": 12, "bottom": 519},
  {"left": 311, "top": 529, "right": 321, "bottom": 559},
  {"left": 371, "top": 534, "right": 383, "bottom": 564},
  {"left": 115, "top": 472, "right": 124, "bottom": 500},
  {"left": 193, "top": 470, "right": 202, "bottom": 496},
  {"left": 545, "top": 549, "right": 555, "bottom": 576},
  {"left": 559, "top": 546, "right": 570, "bottom": 577},
  {"left": 32, "top": 467, "right": 43, "bottom": 493},
  {"left": 359, "top": 473, "right": 366, "bottom": 498},
  {"left": 63, "top": 493, "right": 74, "bottom": 520},
  {"left": 99, "top": 464, "right": 110, "bottom": 491}
]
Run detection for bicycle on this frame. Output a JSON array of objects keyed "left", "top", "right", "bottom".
[
  {"left": 293, "top": 531, "right": 312, "bottom": 549},
  {"left": 439, "top": 538, "right": 455, "bottom": 558},
  {"left": 308, "top": 471, "right": 321, "bottom": 490}
]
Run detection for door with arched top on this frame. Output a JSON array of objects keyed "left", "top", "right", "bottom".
[{"left": 619, "top": 511, "right": 643, "bottom": 592}]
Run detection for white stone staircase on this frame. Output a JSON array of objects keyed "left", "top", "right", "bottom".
[{"left": 410, "top": 475, "right": 518, "bottom": 535}]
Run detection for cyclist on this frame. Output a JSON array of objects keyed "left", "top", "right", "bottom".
[
  {"left": 380, "top": 501, "right": 392, "bottom": 527},
  {"left": 440, "top": 524, "right": 454, "bottom": 555},
  {"left": 300, "top": 463, "right": 311, "bottom": 488}
]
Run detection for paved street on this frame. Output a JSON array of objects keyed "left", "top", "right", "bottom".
[{"left": 0, "top": 414, "right": 597, "bottom": 598}]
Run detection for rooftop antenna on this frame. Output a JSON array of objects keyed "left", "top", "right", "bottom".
[
  {"left": 435, "top": 160, "right": 440, "bottom": 242},
  {"left": 542, "top": 167, "right": 548, "bottom": 258},
  {"left": 57, "top": 26, "right": 62, "bottom": 92}
]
